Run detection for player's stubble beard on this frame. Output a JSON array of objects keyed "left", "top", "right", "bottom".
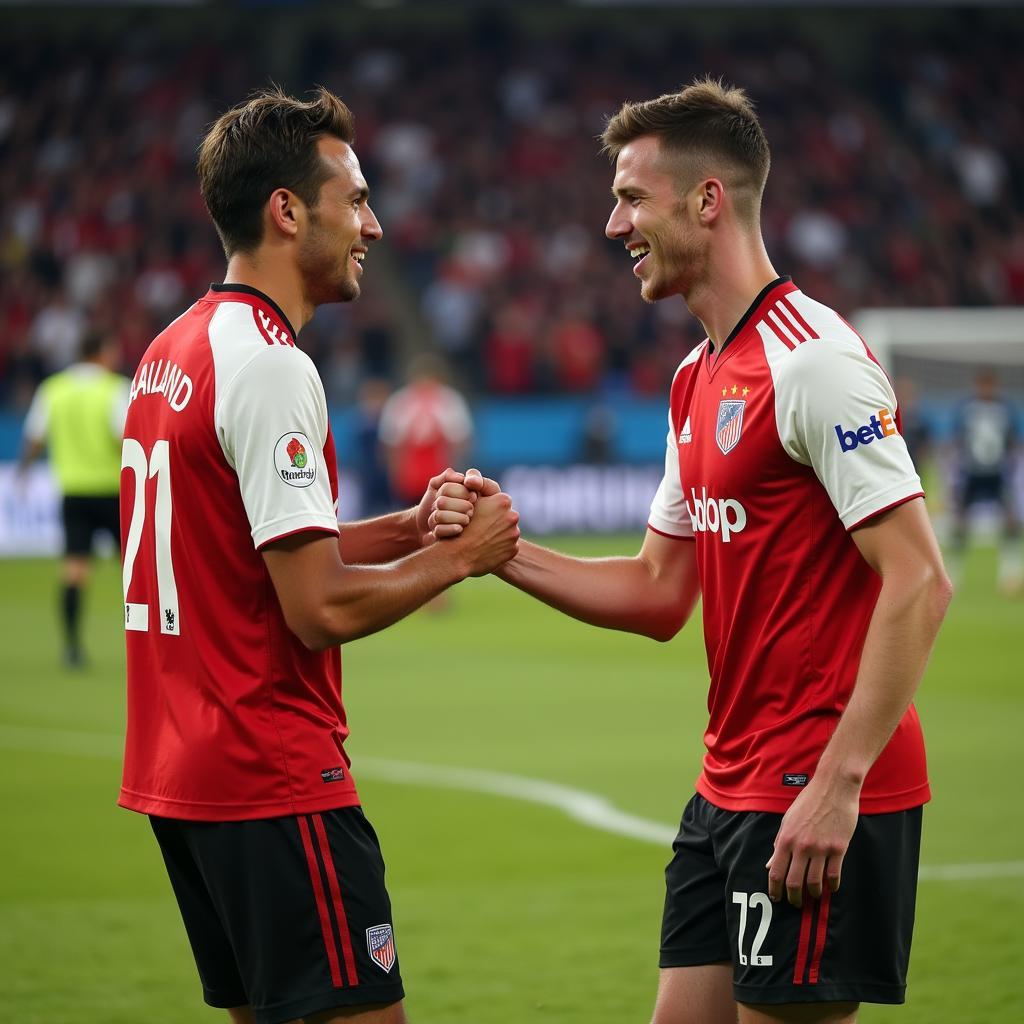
[
  {"left": 299, "top": 207, "right": 361, "bottom": 306},
  {"left": 641, "top": 202, "right": 708, "bottom": 305}
]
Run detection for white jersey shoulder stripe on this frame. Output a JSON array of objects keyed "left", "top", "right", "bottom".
[{"left": 208, "top": 301, "right": 318, "bottom": 467}]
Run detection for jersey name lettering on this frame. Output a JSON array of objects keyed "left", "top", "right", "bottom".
[{"left": 129, "top": 359, "right": 194, "bottom": 412}]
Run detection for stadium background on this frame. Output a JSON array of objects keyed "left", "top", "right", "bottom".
[{"left": 1, "top": 1, "right": 1022, "bottom": 1021}]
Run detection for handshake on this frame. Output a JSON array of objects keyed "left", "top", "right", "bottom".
[{"left": 421, "top": 467, "right": 520, "bottom": 578}]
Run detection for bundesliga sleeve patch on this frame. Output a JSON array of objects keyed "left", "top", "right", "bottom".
[{"left": 274, "top": 432, "right": 317, "bottom": 487}]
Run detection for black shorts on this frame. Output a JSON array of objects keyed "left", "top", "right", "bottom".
[
  {"left": 62, "top": 494, "right": 119, "bottom": 556},
  {"left": 660, "top": 794, "right": 922, "bottom": 1006},
  {"left": 151, "top": 806, "right": 405, "bottom": 1023},
  {"left": 957, "top": 472, "right": 1007, "bottom": 510}
]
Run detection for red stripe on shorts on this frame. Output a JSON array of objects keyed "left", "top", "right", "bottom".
[
  {"left": 792, "top": 898, "right": 814, "bottom": 984},
  {"left": 298, "top": 815, "right": 344, "bottom": 988},
  {"left": 313, "top": 813, "right": 360, "bottom": 987},
  {"left": 808, "top": 887, "right": 832, "bottom": 984}
]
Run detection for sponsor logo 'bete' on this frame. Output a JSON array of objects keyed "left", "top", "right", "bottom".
[
  {"left": 835, "top": 407, "right": 897, "bottom": 452},
  {"left": 685, "top": 487, "right": 747, "bottom": 543}
]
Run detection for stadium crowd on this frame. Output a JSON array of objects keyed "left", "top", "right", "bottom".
[{"left": 1, "top": 11, "right": 1022, "bottom": 410}]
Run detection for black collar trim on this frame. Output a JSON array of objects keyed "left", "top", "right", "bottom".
[
  {"left": 210, "top": 283, "right": 297, "bottom": 340},
  {"left": 714, "top": 276, "right": 791, "bottom": 355}
]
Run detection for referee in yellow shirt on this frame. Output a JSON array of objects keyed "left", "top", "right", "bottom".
[{"left": 19, "top": 331, "right": 129, "bottom": 667}]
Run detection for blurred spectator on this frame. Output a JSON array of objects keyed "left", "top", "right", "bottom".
[
  {"left": 353, "top": 377, "right": 394, "bottom": 518},
  {"left": 1, "top": 10, "right": 1023, "bottom": 411}
]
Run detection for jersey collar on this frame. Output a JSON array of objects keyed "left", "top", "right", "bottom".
[
  {"left": 704, "top": 276, "right": 794, "bottom": 378},
  {"left": 207, "top": 283, "right": 298, "bottom": 341}
]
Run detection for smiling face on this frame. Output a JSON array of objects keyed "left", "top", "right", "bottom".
[
  {"left": 605, "top": 135, "right": 708, "bottom": 304},
  {"left": 298, "top": 136, "right": 382, "bottom": 304}
]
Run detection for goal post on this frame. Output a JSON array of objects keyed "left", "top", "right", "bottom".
[{"left": 851, "top": 306, "right": 1024, "bottom": 539}]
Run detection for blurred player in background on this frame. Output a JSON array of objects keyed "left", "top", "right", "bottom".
[
  {"left": 18, "top": 330, "right": 128, "bottom": 667},
  {"left": 379, "top": 353, "right": 473, "bottom": 510},
  {"left": 119, "top": 87, "right": 519, "bottom": 1024},
  {"left": 950, "top": 368, "right": 1020, "bottom": 594},
  {"left": 435, "top": 79, "right": 951, "bottom": 1023}
]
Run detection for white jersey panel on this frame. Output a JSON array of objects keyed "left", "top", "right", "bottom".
[
  {"left": 209, "top": 302, "right": 339, "bottom": 548},
  {"left": 379, "top": 384, "right": 474, "bottom": 446},
  {"left": 765, "top": 328, "right": 922, "bottom": 530},
  {"left": 648, "top": 341, "right": 705, "bottom": 538}
]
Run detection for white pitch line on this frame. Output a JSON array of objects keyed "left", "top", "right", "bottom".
[
  {"left": 357, "top": 756, "right": 677, "bottom": 846},
  {"left": 1, "top": 724, "right": 1020, "bottom": 883}
]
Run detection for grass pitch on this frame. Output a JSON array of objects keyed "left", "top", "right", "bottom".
[{"left": 0, "top": 537, "right": 1021, "bottom": 1023}]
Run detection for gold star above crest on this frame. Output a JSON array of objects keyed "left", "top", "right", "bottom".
[
  {"left": 730, "top": 384, "right": 739, "bottom": 395},
  {"left": 721, "top": 387, "right": 727, "bottom": 396},
  {"left": 742, "top": 386, "right": 751, "bottom": 397}
]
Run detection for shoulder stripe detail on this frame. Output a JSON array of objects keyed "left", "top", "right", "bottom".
[
  {"left": 252, "top": 306, "right": 294, "bottom": 347},
  {"left": 779, "top": 295, "right": 815, "bottom": 340},
  {"left": 777, "top": 298, "right": 814, "bottom": 342},
  {"left": 764, "top": 309, "right": 798, "bottom": 349}
]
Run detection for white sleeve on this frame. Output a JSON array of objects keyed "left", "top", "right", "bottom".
[
  {"left": 647, "top": 409, "right": 694, "bottom": 539},
  {"left": 439, "top": 387, "right": 473, "bottom": 444},
  {"left": 377, "top": 392, "right": 403, "bottom": 446},
  {"left": 774, "top": 340, "right": 923, "bottom": 530},
  {"left": 23, "top": 383, "right": 50, "bottom": 443},
  {"left": 215, "top": 346, "right": 340, "bottom": 549}
]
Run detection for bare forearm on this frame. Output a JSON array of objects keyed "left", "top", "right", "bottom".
[
  {"left": 339, "top": 508, "right": 420, "bottom": 564},
  {"left": 497, "top": 538, "right": 697, "bottom": 641},
  {"left": 816, "top": 568, "right": 952, "bottom": 786},
  {"left": 309, "top": 542, "right": 465, "bottom": 648}
]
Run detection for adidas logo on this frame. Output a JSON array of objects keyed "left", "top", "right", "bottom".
[{"left": 679, "top": 416, "right": 692, "bottom": 444}]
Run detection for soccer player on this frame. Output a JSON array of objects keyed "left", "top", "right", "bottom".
[
  {"left": 119, "top": 87, "right": 519, "bottom": 1024},
  {"left": 435, "top": 79, "right": 951, "bottom": 1023},
  {"left": 19, "top": 329, "right": 129, "bottom": 667},
  {"left": 950, "top": 368, "right": 1020, "bottom": 594},
  {"left": 379, "top": 354, "right": 474, "bottom": 512}
]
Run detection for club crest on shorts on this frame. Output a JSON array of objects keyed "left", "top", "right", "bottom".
[
  {"left": 716, "top": 400, "right": 745, "bottom": 455},
  {"left": 366, "top": 923, "right": 396, "bottom": 973}
]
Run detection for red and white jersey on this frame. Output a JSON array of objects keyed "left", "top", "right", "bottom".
[
  {"left": 379, "top": 380, "right": 473, "bottom": 501},
  {"left": 649, "top": 278, "right": 929, "bottom": 814},
  {"left": 119, "top": 284, "right": 360, "bottom": 821}
]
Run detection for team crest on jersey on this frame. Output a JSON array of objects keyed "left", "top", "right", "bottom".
[
  {"left": 274, "top": 432, "right": 317, "bottom": 487},
  {"left": 715, "top": 400, "right": 745, "bottom": 455},
  {"left": 366, "top": 924, "right": 396, "bottom": 973}
]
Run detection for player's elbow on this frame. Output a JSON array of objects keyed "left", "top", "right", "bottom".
[
  {"left": 901, "top": 560, "right": 954, "bottom": 631},
  {"left": 283, "top": 605, "right": 342, "bottom": 652},
  {"left": 642, "top": 609, "right": 687, "bottom": 643},
  {"left": 929, "top": 567, "right": 954, "bottom": 624}
]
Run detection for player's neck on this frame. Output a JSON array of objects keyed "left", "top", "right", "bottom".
[
  {"left": 222, "top": 254, "right": 310, "bottom": 336},
  {"left": 690, "top": 234, "right": 778, "bottom": 352}
]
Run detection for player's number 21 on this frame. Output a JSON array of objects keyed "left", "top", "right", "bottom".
[{"left": 121, "top": 438, "right": 180, "bottom": 636}]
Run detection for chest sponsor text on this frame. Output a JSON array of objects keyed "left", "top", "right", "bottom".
[{"left": 685, "top": 487, "right": 747, "bottom": 543}]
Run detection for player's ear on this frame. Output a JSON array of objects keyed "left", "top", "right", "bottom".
[
  {"left": 267, "top": 188, "right": 301, "bottom": 240},
  {"left": 696, "top": 178, "right": 724, "bottom": 225}
]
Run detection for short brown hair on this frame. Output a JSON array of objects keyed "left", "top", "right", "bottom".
[
  {"left": 601, "top": 77, "right": 770, "bottom": 224},
  {"left": 197, "top": 85, "right": 356, "bottom": 256}
]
